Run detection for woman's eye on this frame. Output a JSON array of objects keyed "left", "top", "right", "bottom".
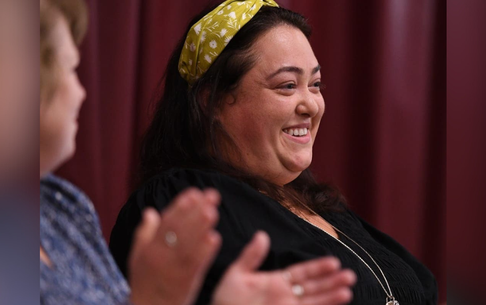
[
  {"left": 309, "top": 81, "right": 323, "bottom": 92},
  {"left": 280, "top": 83, "right": 296, "bottom": 90},
  {"left": 310, "top": 81, "right": 323, "bottom": 89}
]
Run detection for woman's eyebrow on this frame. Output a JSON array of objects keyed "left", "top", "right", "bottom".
[{"left": 266, "top": 64, "right": 321, "bottom": 80}]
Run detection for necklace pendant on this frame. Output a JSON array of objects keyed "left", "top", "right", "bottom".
[{"left": 386, "top": 297, "right": 399, "bottom": 305}]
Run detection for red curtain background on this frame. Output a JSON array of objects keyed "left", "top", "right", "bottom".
[
  {"left": 447, "top": 0, "right": 486, "bottom": 300},
  {"left": 57, "top": 0, "right": 446, "bottom": 302}
]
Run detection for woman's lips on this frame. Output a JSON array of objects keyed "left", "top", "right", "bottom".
[{"left": 282, "top": 129, "right": 311, "bottom": 144}]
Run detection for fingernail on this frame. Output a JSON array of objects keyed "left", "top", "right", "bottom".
[{"left": 204, "top": 188, "right": 221, "bottom": 204}]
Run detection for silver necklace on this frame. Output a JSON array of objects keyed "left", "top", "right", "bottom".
[{"left": 295, "top": 205, "right": 399, "bottom": 305}]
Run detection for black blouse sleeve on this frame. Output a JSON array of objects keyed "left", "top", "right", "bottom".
[{"left": 109, "top": 168, "right": 259, "bottom": 304}]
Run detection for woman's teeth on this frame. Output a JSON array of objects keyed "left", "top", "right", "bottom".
[{"left": 283, "top": 128, "right": 308, "bottom": 137}]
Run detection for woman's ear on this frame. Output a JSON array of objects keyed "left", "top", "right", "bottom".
[
  {"left": 197, "top": 87, "right": 211, "bottom": 114},
  {"left": 198, "top": 87, "right": 236, "bottom": 119}
]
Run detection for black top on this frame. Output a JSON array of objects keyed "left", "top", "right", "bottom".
[{"left": 110, "top": 168, "right": 437, "bottom": 305}]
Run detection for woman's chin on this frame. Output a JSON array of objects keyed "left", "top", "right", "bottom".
[
  {"left": 58, "top": 141, "right": 77, "bottom": 167},
  {"left": 274, "top": 162, "right": 311, "bottom": 185},
  {"left": 284, "top": 154, "right": 312, "bottom": 173}
]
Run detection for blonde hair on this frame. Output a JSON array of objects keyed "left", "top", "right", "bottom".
[{"left": 40, "top": 0, "right": 88, "bottom": 102}]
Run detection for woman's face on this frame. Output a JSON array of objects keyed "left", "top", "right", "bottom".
[
  {"left": 40, "top": 16, "right": 86, "bottom": 176},
  {"left": 217, "top": 25, "right": 325, "bottom": 186}
]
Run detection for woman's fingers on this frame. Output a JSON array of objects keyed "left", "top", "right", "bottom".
[
  {"left": 171, "top": 190, "right": 220, "bottom": 253},
  {"left": 131, "top": 208, "right": 160, "bottom": 254},
  {"left": 230, "top": 231, "right": 271, "bottom": 272},
  {"left": 301, "top": 287, "right": 353, "bottom": 305},
  {"left": 167, "top": 188, "right": 220, "bottom": 230},
  {"left": 129, "top": 188, "right": 223, "bottom": 305},
  {"left": 190, "top": 230, "right": 222, "bottom": 281},
  {"left": 160, "top": 188, "right": 213, "bottom": 225},
  {"left": 202, "top": 188, "right": 221, "bottom": 207},
  {"left": 285, "top": 256, "right": 341, "bottom": 283},
  {"left": 284, "top": 257, "right": 355, "bottom": 305},
  {"left": 157, "top": 188, "right": 220, "bottom": 247},
  {"left": 150, "top": 188, "right": 222, "bottom": 272},
  {"left": 301, "top": 269, "right": 356, "bottom": 295}
]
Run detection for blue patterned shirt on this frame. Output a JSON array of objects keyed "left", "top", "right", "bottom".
[{"left": 40, "top": 174, "right": 131, "bottom": 305}]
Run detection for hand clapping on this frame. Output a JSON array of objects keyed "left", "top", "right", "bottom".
[{"left": 212, "top": 231, "right": 356, "bottom": 305}]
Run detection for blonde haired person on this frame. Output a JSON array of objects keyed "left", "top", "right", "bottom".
[{"left": 40, "top": 0, "right": 356, "bottom": 304}]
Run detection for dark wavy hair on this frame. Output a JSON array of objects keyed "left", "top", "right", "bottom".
[{"left": 140, "top": 5, "right": 345, "bottom": 213}]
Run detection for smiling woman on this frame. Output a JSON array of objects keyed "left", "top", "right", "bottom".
[
  {"left": 217, "top": 25, "right": 324, "bottom": 186},
  {"left": 40, "top": 1, "right": 359, "bottom": 305},
  {"left": 109, "top": 1, "right": 438, "bottom": 305}
]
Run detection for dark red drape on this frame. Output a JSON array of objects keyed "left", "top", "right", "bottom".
[
  {"left": 57, "top": 0, "right": 446, "bottom": 302},
  {"left": 447, "top": 0, "right": 486, "bottom": 300}
]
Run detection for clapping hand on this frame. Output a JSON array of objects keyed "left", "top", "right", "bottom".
[
  {"left": 213, "top": 232, "right": 356, "bottom": 305},
  {"left": 129, "top": 188, "right": 222, "bottom": 305}
]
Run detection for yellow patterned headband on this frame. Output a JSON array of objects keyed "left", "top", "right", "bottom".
[{"left": 178, "top": 0, "right": 279, "bottom": 85}]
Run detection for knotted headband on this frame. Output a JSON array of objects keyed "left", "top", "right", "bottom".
[{"left": 178, "top": 0, "right": 279, "bottom": 85}]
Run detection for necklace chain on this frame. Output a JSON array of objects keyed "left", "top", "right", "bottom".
[{"left": 294, "top": 203, "right": 396, "bottom": 301}]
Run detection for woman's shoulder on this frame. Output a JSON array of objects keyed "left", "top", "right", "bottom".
[
  {"left": 130, "top": 167, "right": 257, "bottom": 208},
  {"left": 40, "top": 174, "right": 98, "bottom": 222},
  {"left": 116, "top": 167, "right": 273, "bottom": 238},
  {"left": 144, "top": 167, "right": 248, "bottom": 189},
  {"left": 110, "top": 167, "right": 260, "bottom": 276}
]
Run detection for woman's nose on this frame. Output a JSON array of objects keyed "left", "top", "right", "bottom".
[{"left": 296, "top": 90, "right": 320, "bottom": 117}]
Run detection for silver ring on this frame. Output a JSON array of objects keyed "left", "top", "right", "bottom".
[
  {"left": 164, "top": 231, "right": 178, "bottom": 247},
  {"left": 292, "top": 284, "right": 304, "bottom": 297}
]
